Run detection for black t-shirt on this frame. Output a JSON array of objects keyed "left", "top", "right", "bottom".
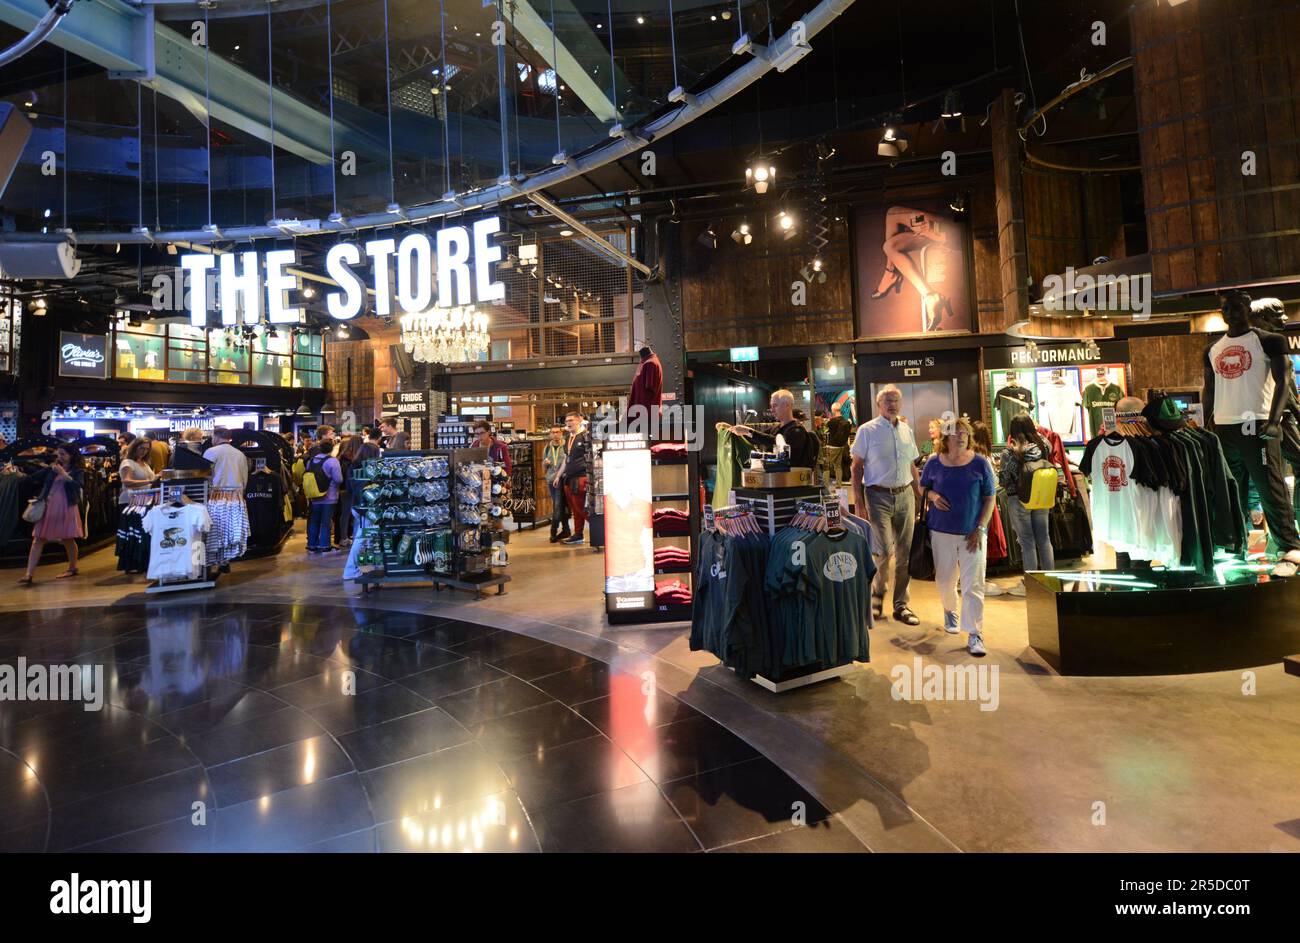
[
  {"left": 827, "top": 416, "right": 852, "bottom": 448},
  {"left": 245, "top": 470, "right": 284, "bottom": 547}
]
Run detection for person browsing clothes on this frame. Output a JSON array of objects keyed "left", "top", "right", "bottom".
[{"left": 726, "top": 389, "right": 820, "bottom": 470}]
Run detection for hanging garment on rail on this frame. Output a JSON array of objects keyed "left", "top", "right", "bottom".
[
  {"left": 206, "top": 489, "right": 251, "bottom": 566},
  {"left": 765, "top": 527, "right": 875, "bottom": 670},
  {"left": 245, "top": 469, "right": 285, "bottom": 549},
  {"left": 690, "top": 529, "right": 773, "bottom": 680},
  {"left": 115, "top": 505, "right": 151, "bottom": 574},
  {"left": 142, "top": 503, "right": 212, "bottom": 581}
]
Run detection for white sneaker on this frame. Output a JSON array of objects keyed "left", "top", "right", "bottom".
[
  {"left": 984, "top": 581, "right": 1007, "bottom": 597},
  {"left": 943, "top": 610, "right": 960, "bottom": 634},
  {"left": 968, "top": 635, "right": 986, "bottom": 657},
  {"left": 1007, "top": 579, "right": 1026, "bottom": 597}
]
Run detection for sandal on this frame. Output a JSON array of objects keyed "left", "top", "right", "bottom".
[
  {"left": 56, "top": 569, "right": 78, "bottom": 580},
  {"left": 893, "top": 607, "right": 921, "bottom": 626}
]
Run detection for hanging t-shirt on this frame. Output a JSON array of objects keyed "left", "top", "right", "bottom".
[
  {"left": 995, "top": 385, "right": 1035, "bottom": 438},
  {"left": 1083, "top": 381, "right": 1124, "bottom": 434},
  {"left": 245, "top": 470, "right": 284, "bottom": 547},
  {"left": 1082, "top": 437, "right": 1143, "bottom": 557},
  {"left": 1040, "top": 380, "right": 1083, "bottom": 438},
  {"left": 142, "top": 503, "right": 212, "bottom": 581},
  {"left": 1209, "top": 330, "right": 1276, "bottom": 425},
  {"left": 713, "top": 428, "right": 752, "bottom": 510}
]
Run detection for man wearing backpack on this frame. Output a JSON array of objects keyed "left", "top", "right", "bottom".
[
  {"left": 304, "top": 431, "right": 343, "bottom": 553},
  {"left": 993, "top": 413, "right": 1058, "bottom": 596}
]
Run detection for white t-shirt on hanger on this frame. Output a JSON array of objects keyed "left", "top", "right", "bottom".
[
  {"left": 142, "top": 503, "right": 212, "bottom": 581},
  {"left": 1040, "top": 379, "right": 1083, "bottom": 438}
]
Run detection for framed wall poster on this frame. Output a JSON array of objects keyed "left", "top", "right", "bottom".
[{"left": 852, "top": 200, "right": 973, "bottom": 339}]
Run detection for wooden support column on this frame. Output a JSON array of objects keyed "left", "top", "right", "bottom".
[{"left": 991, "top": 88, "right": 1030, "bottom": 334}]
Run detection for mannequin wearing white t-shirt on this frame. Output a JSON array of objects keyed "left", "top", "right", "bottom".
[{"left": 1204, "top": 291, "right": 1300, "bottom": 569}]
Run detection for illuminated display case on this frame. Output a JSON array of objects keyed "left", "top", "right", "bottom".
[
  {"left": 109, "top": 323, "right": 323, "bottom": 388},
  {"left": 0, "top": 296, "right": 21, "bottom": 374}
]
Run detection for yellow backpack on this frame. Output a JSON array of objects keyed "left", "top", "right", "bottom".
[{"left": 1020, "top": 458, "right": 1059, "bottom": 511}]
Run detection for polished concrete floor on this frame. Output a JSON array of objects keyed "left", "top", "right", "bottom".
[
  {"left": 0, "top": 602, "right": 864, "bottom": 852},
  {"left": 3, "top": 523, "right": 1300, "bottom": 852}
]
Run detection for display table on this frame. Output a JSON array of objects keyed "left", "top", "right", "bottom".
[{"left": 1026, "top": 567, "right": 1300, "bottom": 676}]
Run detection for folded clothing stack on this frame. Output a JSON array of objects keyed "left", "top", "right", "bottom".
[
  {"left": 653, "top": 508, "right": 691, "bottom": 535},
  {"left": 655, "top": 578, "right": 693, "bottom": 605},
  {"left": 653, "top": 545, "right": 692, "bottom": 568},
  {"left": 650, "top": 442, "right": 688, "bottom": 462}
]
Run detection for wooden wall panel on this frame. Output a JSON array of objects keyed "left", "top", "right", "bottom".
[
  {"left": 1024, "top": 169, "right": 1128, "bottom": 287},
  {"left": 679, "top": 216, "right": 855, "bottom": 351},
  {"left": 1133, "top": 0, "right": 1300, "bottom": 295},
  {"left": 1128, "top": 332, "right": 1208, "bottom": 396},
  {"left": 991, "top": 89, "right": 1029, "bottom": 334}
]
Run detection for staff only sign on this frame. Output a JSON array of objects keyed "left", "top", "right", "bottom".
[{"left": 178, "top": 217, "right": 505, "bottom": 328}]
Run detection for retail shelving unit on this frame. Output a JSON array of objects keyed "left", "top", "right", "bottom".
[
  {"left": 352, "top": 449, "right": 455, "bottom": 593},
  {"left": 605, "top": 434, "right": 693, "bottom": 625}
]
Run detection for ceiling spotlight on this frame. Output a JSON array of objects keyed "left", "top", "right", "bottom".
[
  {"left": 636, "top": 16, "right": 645, "bottom": 24},
  {"left": 777, "top": 210, "right": 797, "bottom": 240},
  {"left": 799, "top": 260, "right": 827, "bottom": 284},
  {"left": 698, "top": 225, "right": 718, "bottom": 250},
  {"left": 877, "top": 124, "right": 910, "bottom": 158},
  {"left": 559, "top": 228, "right": 574, "bottom": 237},
  {"left": 941, "top": 89, "right": 964, "bottom": 133},
  {"left": 745, "top": 161, "right": 776, "bottom": 194},
  {"left": 816, "top": 139, "right": 836, "bottom": 161},
  {"left": 711, "top": 14, "right": 717, "bottom": 20},
  {"left": 721, "top": 9, "right": 731, "bottom": 19},
  {"left": 302, "top": 284, "right": 316, "bottom": 299},
  {"left": 730, "top": 222, "right": 752, "bottom": 245},
  {"left": 949, "top": 192, "right": 969, "bottom": 216}
]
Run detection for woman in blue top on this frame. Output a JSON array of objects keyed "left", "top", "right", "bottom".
[{"left": 920, "top": 417, "right": 996, "bottom": 656}]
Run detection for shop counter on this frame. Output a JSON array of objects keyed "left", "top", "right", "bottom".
[{"left": 1026, "top": 566, "right": 1300, "bottom": 676}]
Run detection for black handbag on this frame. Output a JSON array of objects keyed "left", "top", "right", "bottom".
[{"left": 908, "top": 493, "right": 936, "bottom": 581}]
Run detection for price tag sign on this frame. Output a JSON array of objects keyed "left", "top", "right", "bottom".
[
  {"left": 703, "top": 504, "right": 715, "bottom": 530},
  {"left": 825, "top": 500, "right": 842, "bottom": 528}
]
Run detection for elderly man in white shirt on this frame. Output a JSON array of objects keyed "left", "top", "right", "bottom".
[{"left": 851, "top": 385, "right": 923, "bottom": 625}]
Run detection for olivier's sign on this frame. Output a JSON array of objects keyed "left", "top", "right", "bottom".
[{"left": 58, "top": 332, "right": 108, "bottom": 379}]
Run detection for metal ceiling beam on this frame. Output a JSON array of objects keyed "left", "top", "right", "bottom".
[
  {"left": 0, "top": 0, "right": 382, "bottom": 165},
  {"left": 511, "top": 0, "right": 620, "bottom": 123},
  {"left": 528, "top": 190, "right": 651, "bottom": 276}
]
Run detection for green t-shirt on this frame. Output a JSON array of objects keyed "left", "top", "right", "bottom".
[
  {"left": 1082, "top": 382, "right": 1123, "bottom": 436},
  {"left": 713, "top": 428, "right": 753, "bottom": 510}
]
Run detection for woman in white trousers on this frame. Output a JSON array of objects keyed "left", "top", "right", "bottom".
[{"left": 920, "top": 417, "right": 997, "bottom": 656}]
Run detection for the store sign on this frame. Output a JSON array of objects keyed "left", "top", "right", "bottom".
[
  {"left": 58, "top": 332, "right": 108, "bottom": 379},
  {"left": 730, "top": 346, "right": 759, "bottom": 363},
  {"left": 179, "top": 217, "right": 504, "bottom": 328},
  {"left": 983, "top": 340, "right": 1130, "bottom": 371}
]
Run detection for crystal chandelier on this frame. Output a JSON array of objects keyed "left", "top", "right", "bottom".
[{"left": 400, "top": 305, "right": 491, "bottom": 364}]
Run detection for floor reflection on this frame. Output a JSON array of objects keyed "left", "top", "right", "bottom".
[{"left": 0, "top": 602, "right": 865, "bottom": 853}]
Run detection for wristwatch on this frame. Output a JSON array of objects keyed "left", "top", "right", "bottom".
[{"left": 977, "top": 524, "right": 988, "bottom": 534}]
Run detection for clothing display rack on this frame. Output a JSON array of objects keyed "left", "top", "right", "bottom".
[
  {"left": 146, "top": 475, "right": 216, "bottom": 594},
  {"left": 351, "top": 448, "right": 509, "bottom": 599},
  {"left": 692, "top": 496, "right": 869, "bottom": 693},
  {"left": 733, "top": 486, "right": 824, "bottom": 535},
  {"left": 228, "top": 429, "right": 294, "bottom": 558}
]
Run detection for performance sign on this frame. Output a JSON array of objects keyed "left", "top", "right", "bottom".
[{"left": 179, "top": 217, "right": 504, "bottom": 328}]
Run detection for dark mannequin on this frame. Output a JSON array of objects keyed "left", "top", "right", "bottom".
[
  {"left": 1204, "top": 292, "right": 1289, "bottom": 439},
  {"left": 628, "top": 344, "right": 663, "bottom": 414},
  {"left": 1205, "top": 291, "right": 1300, "bottom": 566},
  {"left": 1249, "top": 297, "right": 1300, "bottom": 525}
]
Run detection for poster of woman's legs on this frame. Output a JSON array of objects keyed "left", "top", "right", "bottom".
[{"left": 853, "top": 201, "right": 973, "bottom": 338}]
